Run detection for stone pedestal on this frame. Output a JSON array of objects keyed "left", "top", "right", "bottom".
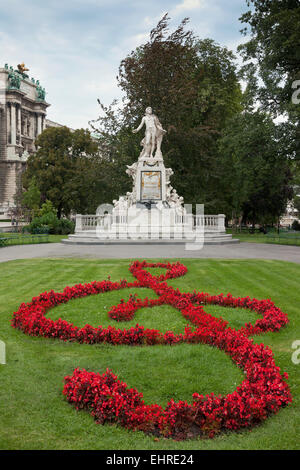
[
  {"left": 109, "top": 152, "right": 187, "bottom": 240},
  {"left": 136, "top": 158, "right": 166, "bottom": 202}
]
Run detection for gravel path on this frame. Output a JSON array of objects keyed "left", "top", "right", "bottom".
[{"left": 0, "top": 241, "right": 300, "bottom": 263}]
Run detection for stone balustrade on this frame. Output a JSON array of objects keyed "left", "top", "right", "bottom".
[
  {"left": 194, "top": 214, "right": 225, "bottom": 232},
  {"left": 75, "top": 214, "right": 107, "bottom": 230},
  {"left": 75, "top": 213, "right": 226, "bottom": 233}
]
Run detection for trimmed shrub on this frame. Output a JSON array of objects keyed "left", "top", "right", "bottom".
[
  {"left": 26, "top": 214, "right": 74, "bottom": 235},
  {"left": 291, "top": 220, "right": 300, "bottom": 231}
]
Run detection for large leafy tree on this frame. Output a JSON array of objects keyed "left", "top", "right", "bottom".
[
  {"left": 238, "top": 1, "right": 300, "bottom": 125},
  {"left": 23, "top": 127, "right": 99, "bottom": 217},
  {"left": 239, "top": 0, "right": 300, "bottom": 112},
  {"left": 219, "top": 111, "right": 293, "bottom": 226},
  {"left": 21, "top": 177, "right": 41, "bottom": 217},
  {"left": 237, "top": 0, "right": 300, "bottom": 222},
  {"left": 91, "top": 15, "right": 242, "bottom": 209}
]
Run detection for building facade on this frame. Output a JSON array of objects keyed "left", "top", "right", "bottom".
[{"left": 0, "top": 64, "right": 62, "bottom": 214}]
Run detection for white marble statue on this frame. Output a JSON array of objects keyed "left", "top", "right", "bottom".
[
  {"left": 166, "top": 185, "right": 173, "bottom": 201},
  {"left": 126, "top": 162, "right": 138, "bottom": 183},
  {"left": 113, "top": 196, "right": 128, "bottom": 211},
  {"left": 168, "top": 189, "right": 183, "bottom": 208},
  {"left": 167, "top": 189, "right": 184, "bottom": 214},
  {"left": 132, "top": 107, "right": 166, "bottom": 159},
  {"left": 165, "top": 168, "right": 174, "bottom": 185},
  {"left": 126, "top": 191, "right": 136, "bottom": 206},
  {"left": 170, "top": 188, "right": 178, "bottom": 199}
]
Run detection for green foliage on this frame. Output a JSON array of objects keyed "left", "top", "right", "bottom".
[
  {"left": 293, "top": 194, "right": 300, "bottom": 215},
  {"left": 39, "top": 200, "right": 57, "bottom": 217},
  {"left": 56, "top": 218, "right": 75, "bottom": 235},
  {"left": 24, "top": 222, "right": 50, "bottom": 234},
  {"left": 238, "top": 0, "right": 300, "bottom": 174},
  {"left": 24, "top": 200, "right": 68, "bottom": 234},
  {"left": 26, "top": 212, "right": 75, "bottom": 235},
  {"left": 22, "top": 127, "right": 99, "bottom": 217},
  {"left": 291, "top": 220, "right": 300, "bottom": 231},
  {"left": 219, "top": 111, "right": 293, "bottom": 224},
  {"left": 239, "top": 1, "right": 300, "bottom": 119},
  {"left": 237, "top": 1, "right": 300, "bottom": 222},
  {"left": 21, "top": 177, "right": 41, "bottom": 216}
]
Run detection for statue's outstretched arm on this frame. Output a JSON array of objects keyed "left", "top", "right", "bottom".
[{"left": 132, "top": 117, "right": 145, "bottom": 134}]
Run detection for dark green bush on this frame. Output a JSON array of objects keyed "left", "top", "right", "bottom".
[
  {"left": 26, "top": 215, "right": 74, "bottom": 235},
  {"left": 32, "top": 225, "right": 50, "bottom": 234},
  {"left": 55, "top": 219, "right": 75, "bottom": 235},
  {"left": 291, "top": 220, "right": 300, "bottom": 231}
]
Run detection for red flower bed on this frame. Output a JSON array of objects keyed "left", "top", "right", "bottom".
[{"left": 11, "top": 260, "right": 292, "bottom": 440}]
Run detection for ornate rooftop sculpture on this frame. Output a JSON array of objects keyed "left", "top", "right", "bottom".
[
  {"left": 4, "top": 63, "right": 46, "bottom": 100},
  {"left": 7, "top": 69, "right": 21, "bottom": 90},
  {"left": 17, "top": 62, "right": 30, "bottom": 78}
]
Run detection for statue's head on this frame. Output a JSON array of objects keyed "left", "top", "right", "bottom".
[{"left": 145, "top": 107, "right": 152, "bottom": 115}]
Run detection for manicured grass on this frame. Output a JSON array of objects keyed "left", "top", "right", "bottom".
[
  {"left": 0, "top": 258, "right": 299, "bottom": 450},
  {"left": 228, "top": 230, "right": 300, "bottom": 246},
  {"left": 0, "top": 233, "right": 66, "bottom": 245},
  {"left": 48, "top": 235, "right": 67, "bottom": 243}
]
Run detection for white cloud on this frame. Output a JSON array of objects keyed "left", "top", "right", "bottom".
[
  {"left": 126, "top": 32, "right": 150, "bottom": 51},
  {"left": 172, "top": 0, "right": 206, "bottom": 15}
]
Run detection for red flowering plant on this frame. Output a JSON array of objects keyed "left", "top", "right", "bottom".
[{"left": 11, "top": 260, "right": 292, "bottom": 440}]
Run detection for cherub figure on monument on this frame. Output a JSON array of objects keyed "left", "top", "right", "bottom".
[{"left": 132, "top": 107, "right": 166, "bottom": 160}]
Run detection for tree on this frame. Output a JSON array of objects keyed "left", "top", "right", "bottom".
[
  {"left": 91, "top": 15, "right": 242, "bottom": 209},
  {"left": 238, "top": 0, "right": 300, "bottom": 162},
  {"left": 290, "top": 163, "right": 300, "bottom": 215},
  {"left": 21, "top": 177, "right": 41, "bottom": 218},
  {"left": 23, "top": 127, "right": 99, "bottom": 218},
  {"left": 219, "top": 111, "right": 293, "bottom": 227},
  {"left": 39, "top": 199, "right": 57, "bottom": 217}
]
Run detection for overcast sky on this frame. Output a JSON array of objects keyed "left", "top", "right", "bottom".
[{"left": 0, "top": 0, "right": 249, "bottom": 129}]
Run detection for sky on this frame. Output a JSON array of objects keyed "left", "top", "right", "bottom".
[{"left": 0, "top": 0, "right": 250, "bottom": 129}]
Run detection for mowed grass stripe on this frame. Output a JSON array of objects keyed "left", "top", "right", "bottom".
[{"left": 215, "top": 261, "right": 273, "bottom": 298}]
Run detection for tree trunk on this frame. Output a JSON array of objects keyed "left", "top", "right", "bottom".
[{"left": 57, "top": 204, "right": 62, "bottom": 219}]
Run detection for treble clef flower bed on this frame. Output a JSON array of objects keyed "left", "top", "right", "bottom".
[{"left": 11, "top": 261, "right": 292, "bottom": 440}]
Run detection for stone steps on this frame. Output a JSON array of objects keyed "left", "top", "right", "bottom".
[
  {"left": 62, "top": 233, "right": 239, "bottom": 245},
  {"left": 69, "top": 231, "right": 233, "bottom": 238}
]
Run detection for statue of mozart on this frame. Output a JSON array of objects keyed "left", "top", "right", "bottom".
[{"left": 132, "top": 107, "right": 166, "bottom": 159}]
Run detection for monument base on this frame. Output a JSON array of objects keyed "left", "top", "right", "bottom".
[
  {"left": 64, "top": 211, "right": 239, "bottom": 245},
  {"left": 67, "top": 107, "right": 239, "bottom": 246},
  {"left": 63, "top": 234, "right": 238, "bottom": 246}
]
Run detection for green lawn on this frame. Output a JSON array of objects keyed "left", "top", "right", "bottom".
[
  {"left": 0, "top": 258, "right": 299, "bottom": 450},
  {"left": 0, "top": 233, "right": 66, "bottom": 245},
  {"left": 229, "top": 230, "right": 300, "bottom": 246}
]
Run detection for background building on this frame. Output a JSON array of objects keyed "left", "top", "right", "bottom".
[{"left": 0, "top": 64, "right": 63, "bottom": 215}]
